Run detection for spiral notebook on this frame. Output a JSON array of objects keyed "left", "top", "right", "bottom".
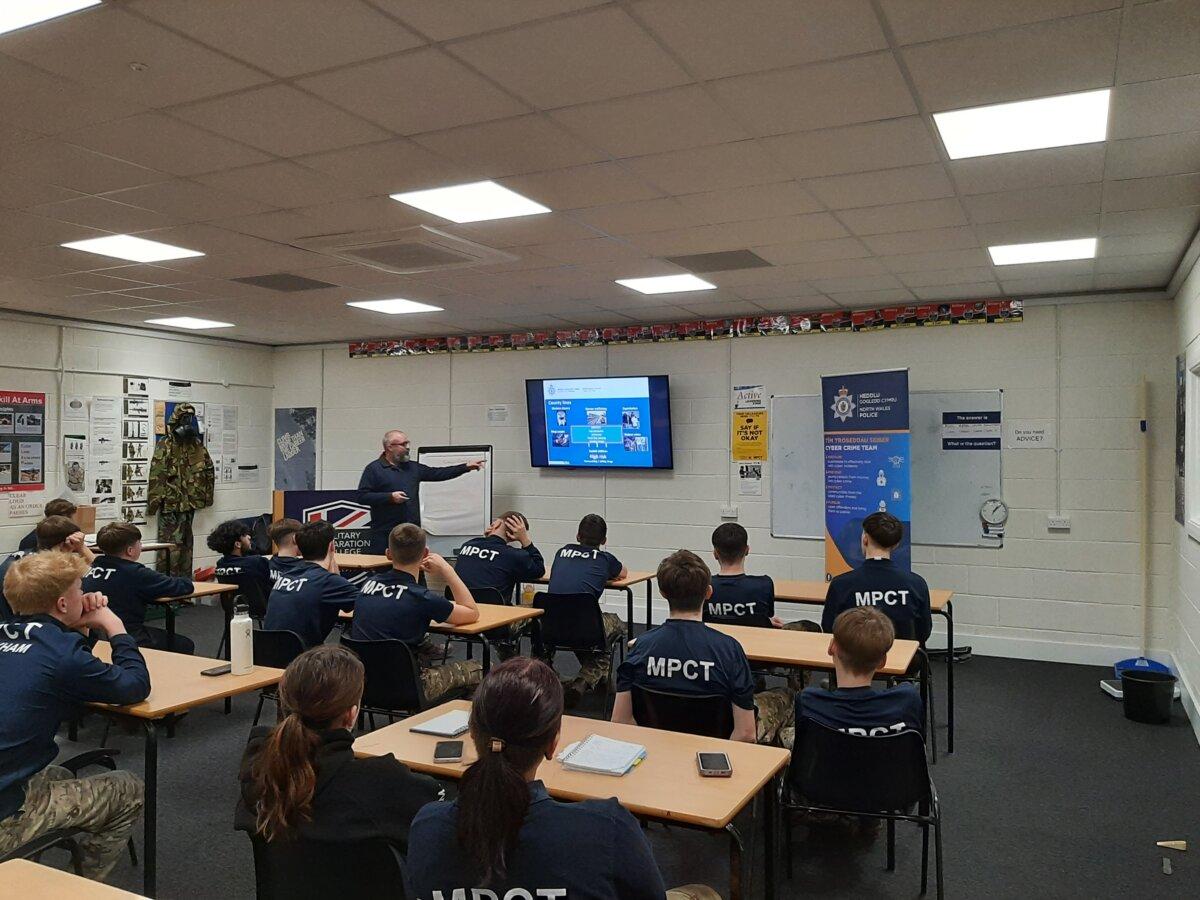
[
  {"left": 557, "top": 734, "right": 646, "bottom": 776},
  {"left": 410, "top": 709, "right": 470, "bottom": 737}
]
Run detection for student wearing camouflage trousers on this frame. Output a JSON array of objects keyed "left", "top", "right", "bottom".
[{"left": 147, "top": 402, "right": 214, "bottom": 577}]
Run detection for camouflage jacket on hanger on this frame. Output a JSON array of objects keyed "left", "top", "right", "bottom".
[{"left": 147, "top": 402, "right": 215, "bottom": 514}]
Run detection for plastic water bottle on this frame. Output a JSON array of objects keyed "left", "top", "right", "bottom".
[{"left": 230, "top": 601, "right": 253, "bottom": 675}]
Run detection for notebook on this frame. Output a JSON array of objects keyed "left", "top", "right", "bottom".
[
  {"left": 557, "top": 734, "right": 647, "bottom": 776},
  {"left": 410, "top": 709, "right": 470, "bottom": 737}
]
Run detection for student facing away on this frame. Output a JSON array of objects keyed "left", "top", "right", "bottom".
[
  {"left": 0, "top": 515, "right": 96, "bottom": 619},
  {"left": 16, "top": 498, "right": 81, "bottom": 552},
  {"left": 405, "top": 657, "right": 720, "bottom": 900},
  {"left": 707, "top": 522, "right": 818, "bottom": 632},
  {"left": 266, "top": 518, "right": 304, "bottom": 589},
  {"left": 263, "top": 520, "right": 360, "bottom": 648}
]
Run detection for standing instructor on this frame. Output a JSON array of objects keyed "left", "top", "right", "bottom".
[{"left": 358, "top": 431, "right": 485, "bottom": 554}]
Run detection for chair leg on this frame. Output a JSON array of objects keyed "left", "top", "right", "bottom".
[
  {"left": 934, "top": 817, "right": 945, "bottom": 900},
  {"left": 925, "top": 657, "right": 938, "bottom": 764},
  {"left": 252, "top": 694, "right": 266, "bottom": 727},
  {"left": 784, "top": 809, "right": 794, "bottom": 880},
  {"left": 128, "top": 836, "right": 138, "bottom": 867},
  {"left": 100, "top": 718, "right": 112, "bottom": 747},
  {"left": 921, "top": 821, "right": 930, "bottom": 895},
  {"left": 886, "top": 818, "right": 896, "bottom": 871},
  {"left": 368, "top": 711, "right": 377, "bottom": 731},
  {"left": 67, "top": 838, "right": 84, "bottom": 876},
  {"left": 68, "top": 719, "right": 78, "bottom": 743}
]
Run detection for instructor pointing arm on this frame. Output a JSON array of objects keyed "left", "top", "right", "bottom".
[{"left": 358, "top": 430, "right": 485, "bottom": 554}]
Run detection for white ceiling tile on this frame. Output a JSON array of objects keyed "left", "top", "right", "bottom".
[
  {"left": 634, "top": 0, "right": 885, "bottom": 79},
  {"left": 1104, "top": 132, "right": 1200, "bottom": 181},
  {"left": 630, "top": 224, "right": 753, "bottom": 257},
  {"left": 522, "top": 237, "right": 645, "bottom": 264},
  {"left": 571, "top": 198, "right": 708, "bottom": 235},
  {"left": 501, "top": 162, "right": 662, "bottom": 210},
  {"left": 673, "top": 182, "right": 823, "bottom": 224},
  {"left": 100, "top": 180, "right": 276, "bottom": 222},
  {"left": 206, "top": 209, "right": 326, "bottom": 243},
  {"left": 414, "top": 115, "right": 606, "bottom": 178},
  {"left": 751, "top": 238, "right": 871, "bottom": 266},
  {"left": 0, "top": 212, "right": 103, "bottom": 253},
  {"left": 861, "top": 226, "right": 981, "bottom": 256},
  {"left": 624, "top": 141, "right": 791, "bottom": 194},
  {"left": 912, "top": 282, "right": 1003, "bottom": 300},
  {"left": 373, "top": 0, "right": 604, "bottom": 41},
  {"left": 0, "top": 55, "right": 144, "bottom": 135},
  {"left": 809, "top": 274, "right": 905, "bottom": 293},
  {"left": 1092, "top": 272, "right": 1169, "bottom": 290},
  {"left": 1103, "top": 174, "right": 1200, "bottom": 212},
  {"left": 827, "top": 288, "right": 917, "bottom": 306},
  {"left": 1100, "top": 206, "right": 1200, "bottom": 236},
  {"left": 709, "top": 53, "right": 917, "bottom": 137},
  {"left": 82, "top": 264, "right": 195, "bottom": 285},
  {"left": 731, "top": 282, "right": 829, "bottom": 304},
  {"left": 949, "top": 145, "right": 1106, "bottom": 195},
  {"left": 997, "top": 274, "right": 1097, "bottom": 294},
  {"left": 444, "top": 214, "right": 599, "bottom": 248},
  {"left": 902, "top": 11, "right": 1120, "bottom": 111},
  {"left": 1094, "top": 252, "right": 1181, "bottom": 275},
  {"left": 1097, "top": 233, "right": 1189, "bottom": 258},
  {"left": 297, "top": 140, "right": 470, "bottom": 196},
  {"left": 962, "top": 183, "right": 1101, "bottom": 224},
  {"left": 677, "top": 299, "right": 766, "bottom": 316},
  {"left": 898, "top": 267, "right": 997, "bottom": 288},
  {"left": 130, "top": 0, "right": 423, "bottom": 78},
  {"left": 29, "top": 196, "right": 178, "bottom": 233},
  {"left": 41, "top": 271, "right": 155, "bottom": 293},
  {"left": 1111, "top": 74, "right": 1200, "bottom": 139},
  {"left": 761, "top": 117, "right": 939, "bottom": 180},
  {"left": 781, "top": 258, "right": 887, "bottom": 280},
  {"left": 194, "top": 161, "right": 372, "bottom": 210},
  {"left": 1116, "top": 0, "right": 1200, "bottom": 84},
  {"left": 805, "top": 164, "right": 955, "bottom": 210},
  {"left": 880, "top": 248, "right": 992, "bottom": 273},
  {"left": 993, "top": 259, "right": 1094, "bottom": 280},
  {"left": 972, "top": 214, "right": 1100, "bottom": 246},
  {"left": 838, "top": 198, "right": 968, "bottom": 236},
  {"left": 0, "top": 171, "right": 84, "bottom": 210},
  {"left": 878, "top": 0, "right": 1119, "bottom": 45},
  {"left": 172, "top": 85, "right": 390, "bottom": 157},
  {"left": 718, "top": 214, "right": 848, "bottom": 246},
  {"left": 1, "top": 140, "right": 166, "bottom": 195},
  {"left": 449, "top": 7, "right": 691, "bottom": 109}
]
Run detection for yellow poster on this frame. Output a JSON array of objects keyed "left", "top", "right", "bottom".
[{"left": 731, "top": 409, "right": 768, "bottom": 461}]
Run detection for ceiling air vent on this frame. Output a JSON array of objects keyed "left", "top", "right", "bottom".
[
  {"left": 291, "top": 225, "right": 517, "bottom": 275},
  {"left": 664, "top": 249, "right": 772, "bottom": 273},
  {"left": 231, "top": 273, "right": 338, "bottom": 292}
]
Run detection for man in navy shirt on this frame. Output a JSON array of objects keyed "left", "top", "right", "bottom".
[
  {"left": 454, "top": 511, "right": 545, "bottom": 601},
  {"left": 15, "top": 498, "right": 80, "bottom": 552},
  {"left": 83, "top": 522, "right": 196, "bottom": 654},
  {"left": 707, "top": 522, "right": 818, "bottom": 633},
  {"left": 357, "top": 430, "right": 485, "bottom": 553},
  {"left": 1, "top": 515, "right": 96, "bottom": 618},
  {"left": 613, "top": 549, "right": 793, "bottom": 744},
  {"left": 821, "top": 512, "right": 932, "bottom": 643},
  {"left": 208, "top": 519, "right": 272, "bottom": 606},
  {"left": 0, "top": 551, "right": 149, "bottom": 881},
  {"left": 264, "top": 520, "right": 360, "bottom": 648},
  {"left": 266, "top": 518, "right": 305, "bottom": 589},
  {"left": 351, "top": 523, "right": 482, "bottom": 702}
]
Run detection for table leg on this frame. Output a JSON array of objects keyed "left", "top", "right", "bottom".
[
  {"left": 479, "top": 634, "right": 492, "bottom": 675},
  {"left": 645, "top": 580, "right": 653, "bottom": 631},
  {"left": 164, "top": 605, "right": 176, "bottom": 653},
  {"left": 725, "top": 822, "right": 745, "bottom": 900},
  {"left": 764, "top": 775, "right": 777, "bottom": 900},
  {"left": 943, "top": 603, "right": 954, "bottom": 754},
  {"left": 141, "top": 720, "right": 158, "bottom": 897},
  {"left": 623, "top": 587, "right": 634, "bottom": 635}
]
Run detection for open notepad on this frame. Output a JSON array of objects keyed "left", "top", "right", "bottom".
[
  {"left": 557, "top": 734, "right": 647, "bottom": 776},
  {"left": 410, "top": 709, "right": 470, "bottom": 737}
]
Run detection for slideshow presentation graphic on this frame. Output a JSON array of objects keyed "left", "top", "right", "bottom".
[{"left": 542, "top": 377, "right": 653, "bottom": 467}]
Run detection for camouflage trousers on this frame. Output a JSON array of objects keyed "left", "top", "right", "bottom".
[
  {"left": 0, "top": 765, "right": 143, "bottom": 882},
  {"left": 565, "top": 612, "right": 625, "bottom": 690},
  {"left": 667, "top": 886, "right": 722, "bottom": 900},
  {"left": 155, "top": 509, "right": 194, "bottom": 577},
  {"left": 755, "top": 686, "right": 795, "bottom": 745},
  {"left": 421, "top": 659, "right": 483, "bottom": 703}
]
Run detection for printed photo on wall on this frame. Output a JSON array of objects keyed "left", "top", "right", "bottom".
[
  {"left": 122, "top": 418, "right": 149, "bottom": 440},
  {"left": 0, "top": 462, "right": 10, "bottom": 484},
  {"left": 14, "top": 412, "right": 42, "bottom": 435},
  {"left": 0, "top": 410, "right": 12, "bottom": 433},
  {"left": 122, "top": 483, "right": 148, "bottom": 503},
  {"left": 124, "top": 397, "right": 149, "bottom": 418},
  {"left": 120, "top": 504, "right": 147, "bottom": 525},
  {"left": 123, "top": 377, "right": 149, "bottom": 397},
  {"left": 94, "top": 477, "right": 114, "bottom": 495},
  {"left": 122, "top": 461, "right": 148, "bottom": 482},
  {"left": 91, "top": 495, "right": 116, "bottom": 508},
  {"left": 122, "top": 441, "right": 149, "bottom": 461}
]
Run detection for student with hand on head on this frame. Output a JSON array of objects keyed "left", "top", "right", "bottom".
[
  {"left": 405, "top": 657, "right": 719, "bottom": 900},
  {"left": 236, "top": 644, "right": 444, "bottom": 853},
  {"left": 208, "top": 519, "right": 271, "bottom": 603},
  {"left": 546, "top": 513, "right": 627, "bottom": 705},
  {"left": 821, "top": 512, "right": 932, "bottom": 644},
  {"left": 266, "top": 518, "right": 304, "bottom": 589},
  {"left": 454, "top": 511, "right": 545, "bottom": 601},
  {"left": 82, "top": 522, "right": 196, "bottom": 654},
  {"left": 16, "top": 498, "right": 79, "bottom": 552},
  {"left": 707, "top": 522, "right": 818, "bottom": 632},
  {"left": 612, "top": 549, "right": 794, "bottom": 745},
  {"left": 0, "top": 515, "right": 95, "bottom": 618},
  {"left": 263, "top": 521, "right": 360, "bottom": 648},
  {"left": 350, "top": 523, "right": 482, "bottom": 701},
  {"left": 0, "top": 551, "right": 149, "bottom": 882}
]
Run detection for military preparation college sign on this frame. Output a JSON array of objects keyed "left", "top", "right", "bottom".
[
  {"left": 278, "top": 490, "right": 374, "bottom": 553},
  {"left": 821, "top": 370, "right": 911, "bottom": 580}
]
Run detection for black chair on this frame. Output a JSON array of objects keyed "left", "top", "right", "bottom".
[
  {"left": 216, "top": 578, "right": 270, "bottom": 660},
  {"left": 892, "top": 619, "right": 938, "bottom": 764},
  {"left": 535, "top": 592, "right": 626, "bottom": 716},
  {"left": 0, "top": 749, "right": 138, "bottom": 873},
  {"left": 782, "top": 720, "right": 944, "bottom": 899},
  {"left": 630, "top": 684, "right": 734, "bottom": 739},
  {"left": 251, "top": 630, "right": 306, "bottom": 726},
  {"left": 341, "top": 637, "right": 461, "bottom": 731},
  {"left": 248, "top": 833, "right": 407, "bottom": 900}
]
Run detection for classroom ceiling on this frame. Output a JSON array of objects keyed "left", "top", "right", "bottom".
[{"left": 0, "top": 0, "right": 1198, "bottom": 345}]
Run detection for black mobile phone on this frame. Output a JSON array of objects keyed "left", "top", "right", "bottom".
[
  {"left": 434, "top": 740, "right": 464, "bottom": 763},
  {"left": 697, "top": 752, "right": 733, "bottom": 777},
  {"left": 200, "top": 663, "right": 232, "bottom": 677}
]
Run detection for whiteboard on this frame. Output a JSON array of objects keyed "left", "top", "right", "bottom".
[
  {"left": 417, "top": 445, "right": 492, "bottom": 555},
  {"left": 770, "top": 390, "right": 1003, "bottom": 547}
]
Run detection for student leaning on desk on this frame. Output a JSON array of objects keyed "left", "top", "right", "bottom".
[{"left": 0, "top": 515, "right": 96, "bottom": 618}]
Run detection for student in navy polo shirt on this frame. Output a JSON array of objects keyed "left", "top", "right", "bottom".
[
  {"left": 454, "top": 511, "right": 545, "bottom": 601},
  {"left": 821, "top": 512, "right": 932, "bottom": 644},
  {"left": 350, "top": 523, "right": 482, "bottom": 702},
  {"left": 266, "top": 518, "right": 305, "bottom": 589},
  {"left": 613, "top": 549, "right": 793, "bottom": 745},
  {"left": 264, "top": 520, "right": 360, "bottom": 648},
  {"left": 208, "top": 519, "right": 272, "bottom": 604},
  {"left": 406, "top": 657, "right": 719, "bottom": 900},
  {"left": 0, "top": 552, "right": 149, "bottom": 882},
  {"left": 707, "top": 522, "right": 818, "bottom": 633},
  {"left": 15, "top": 498, "right": 80, "bottom": 552},
  {"left": 83, "top": 522, "right": 196, "bottom": 654},
  {"left": 0, "top": 515, "right": 95, "bottom": 619},
  {"left": 546, "top": 514, "right": 627, "bottom": 705}
]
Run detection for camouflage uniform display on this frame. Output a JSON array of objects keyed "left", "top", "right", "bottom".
[
  {"left": 420, "top": 658, "right": 482, "bottom": 703},
  {"left": 0, "top": 765, "right": 143, "bottom": 881},
  {"left": 147, "top": 403, "right": 214, "bottom": 578}
]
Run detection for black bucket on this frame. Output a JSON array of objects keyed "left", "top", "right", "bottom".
[{"left": 1120, "top": 670, "right": 1176, "bottom": 724}]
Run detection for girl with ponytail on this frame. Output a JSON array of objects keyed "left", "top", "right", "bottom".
[{"left": 234, "top": 644, "right": 443, "bottom": 849}]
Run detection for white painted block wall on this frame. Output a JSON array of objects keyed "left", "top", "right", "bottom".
[{"left": 1173, "top": 259, "right": 1200, "bottom": 740}]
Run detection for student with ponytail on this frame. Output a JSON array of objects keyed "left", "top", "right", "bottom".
[
  {"left": 234, "top": 644, "right": 442, "bottom": 849},
  {"left": 405, "top": 657, "right": 719, "bottom": 900}
]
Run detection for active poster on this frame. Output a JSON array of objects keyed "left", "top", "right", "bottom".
[
  {"left": 0, "top": 391, "right": 45, "bottom": 492},
  {"left": 274, "top": 407, "right": 317, "bottom": 490}
]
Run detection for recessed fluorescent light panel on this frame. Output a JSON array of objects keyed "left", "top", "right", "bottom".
[
  {"left": 0, "top": 0, "right": 100, "bottom": 37},
  {"left": 346, "top": 298, "right": 444, "bottom": 314},
  {"left": 933, "top": 89, "right": 1110, "bottom": 160},
  {"left": 145, "top": 317, "right": 233, "bottom": 330},
  {"left": 62, "top": 235, "right": 204, "bottom": 263},
  {"left": 390, "top": 181, "right": 550, "bottom": 223},
  {"left": 988, "top": 238, "right": 1097, "bottom": 266},
  {"left": 616, "top": 274, "right": 717, "bottom": 294}
]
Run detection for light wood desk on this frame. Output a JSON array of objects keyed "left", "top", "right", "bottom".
[
  {"left": 526, "top": 570, "right": 657, "bottom": 631},
  {"left": 150, "top": 581, "right": 236, "bottom": 653},
  {"left": 334, "top": 552, "right": 390, "bottom": 571},
  {"left": 0, "top": 859, "right": 146, "bottom": 898},
  {"left": 709, "top": 623, "right": 918, "bottom": 676},
  {"left": 90, "top": 645, "right": 283, "bottom": 897},
  {"left": 356, "top": 699, "right": 790, "bottom": 900}
]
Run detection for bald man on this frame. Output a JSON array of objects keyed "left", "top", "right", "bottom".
[{"left": 358, "top": 431, "right": 485, "bottom": 554}]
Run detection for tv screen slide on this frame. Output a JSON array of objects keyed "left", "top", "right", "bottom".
[{"left": 526, "top": 376, "right": 673, "bottom": 469}]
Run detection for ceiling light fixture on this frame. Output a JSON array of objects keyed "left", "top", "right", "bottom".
[
  {"left": 615, "top": 274, "right": 717, "bottom": 294},
  {"left": 346, "top": 298, "right": 444, "bottom": 315},
  {"left": 0, "top": 0, "right": 100, "bottom": 37},
  {"left": 390, "top": 181, "right": 550, "bottom": 223},
  {"left": 988, "top": 237, "right": 1097, "bottom": 265},
  {"left": 933, "top": 89, "right": 1110, "bottom": 160},
  {"left": 144, "top": 317, "right": 234, "bottom": 330},
  {"left": 62, "top": 235, "right": 204, "bottom": 263}
]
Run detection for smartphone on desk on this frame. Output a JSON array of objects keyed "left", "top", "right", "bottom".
[
  {"left": 201, "top": 663, "right": 232, "bottom": 677},
  {"left": 434, "top": 740, "right": 464, "bottom": 763},
  {"left": 697, "top": 752, "right": 732, "bottom": 777}
]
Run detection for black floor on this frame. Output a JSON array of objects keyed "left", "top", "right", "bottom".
[{"left": 45, "top": 605, "right": 1200, "bottom": 898}]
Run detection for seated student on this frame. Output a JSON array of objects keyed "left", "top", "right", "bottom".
[
  {"left": 0, "top": 515, "right": 95, "bottom": 618},
  {"left": 0, "top": 552, "right": 150, "bottom": 882},
  {"left": 546, "top": 513, "right": 627, "bottom": 703},
  {"left": 612, "top": 549, "right": 793, "bottom": 745},
  {"left": 821, "top": 512, "right": 932, "bottom": 644},
  {"left": 266, "top": 518, "right": 304, "bottom": 589},
  {"left": 454, "top": 511, "right": 545, "bottom": 601},
  {"left": 707, "top": 522, "right": 817, "bottom": 631},
  {"left": 236, "top": 644, "right": 443, "bottom": 854},
  {"left": 82, "top": 522, "right": 196, "bottom": 654},
  {"left": 208, "top": 519, "right": 272, "bottom": 602},
  {"left": 263, "top": 521, "right": 360, "bottom": 648},
  {"left": 16, "top": 498, "right": 79, "bottom": 552},
  {"left": 406, "top": 657, "right": 718, "bottom": 900},
  {"left": 350, "top": 523, "right": 481, "bottom": 701}
]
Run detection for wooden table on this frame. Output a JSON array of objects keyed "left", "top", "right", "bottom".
[
  {"left": 356, "top": 700, "right": 790, "bottom": 900},
  {"left": 334, "top": 552, "right": 391, "bottom": 572},
  {"left": 90, "top": 645, "right": 283, "bottom": 897},
  {"left": 0, "top": 859, "right": 146, "bottom": 898},
  {"left": 710, "top": 623, "right": 919, "bottom": 676},
  {"left": 150, "top": 581, "right": 236, "bottom": 653},
  {"left": 526, "top": 570, "right": 657, "bottom": 631}
]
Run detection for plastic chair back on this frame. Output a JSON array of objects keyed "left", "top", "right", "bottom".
[
  {"left": 445, "top": 585, "right": 511, "bottom": 606},
  {"left": 631, "top": 684, "right": 734, "bottom": 739},
  {"left": 252, "top": 630, "right": 306, "bottom": 670},
  {"left": 249, "top": 833, "right": 406, "bottom": 900},
  {"left": 534, "top": 591, "right": 605, "bottom": 650},
  {"left": 340, "top": 636, "right": 426, "bottom": 714}
]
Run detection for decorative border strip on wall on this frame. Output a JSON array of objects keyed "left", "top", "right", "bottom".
[{"left": 348, "top": 298, "right": 1023, "bottom": 358}]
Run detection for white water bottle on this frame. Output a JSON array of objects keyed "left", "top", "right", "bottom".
[{"left": 230, "top": 602, "right": 253, "bottom": 675}]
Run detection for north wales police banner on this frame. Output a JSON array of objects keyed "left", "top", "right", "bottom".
[{"left": 822, "top": 369, "right": 911, "bottom": 579}]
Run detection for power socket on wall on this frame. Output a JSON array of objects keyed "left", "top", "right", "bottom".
[
  {"left": 720, "top": 505, "right": 738, "bottom": 519},
  {"left": 1047, "top": 515, "right": 1071, "bottom": 531}
]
